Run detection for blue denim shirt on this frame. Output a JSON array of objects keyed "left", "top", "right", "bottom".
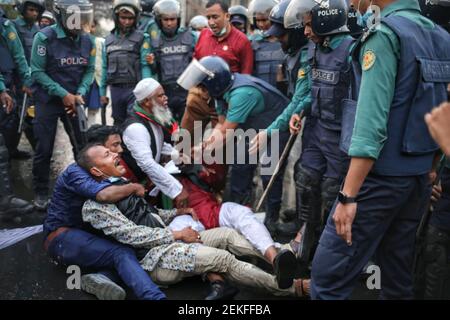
[{"left": 43, "top": 163, "right": 111, "bottom": 236}]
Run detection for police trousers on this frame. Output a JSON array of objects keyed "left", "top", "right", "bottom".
[{"left": 311, "top": 173, "right": 429, "bottom": 299}]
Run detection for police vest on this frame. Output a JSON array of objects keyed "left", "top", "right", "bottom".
[
  {"left": 252, "top": 38, "right": 284, "bottom": 87},
  {"left": 12, "top": 19, "right": 39, "bottom": 63},
  {"left": 353, "top": 15, "right": 450, "bottom": 176},
  {"left": 308, "top": 37, "right": 355, "bottom": 131},
  {"left": 226, "top": 73, "right": 289, "bottom": 130},
  {"left": 284, "top": 49, "right": 302, "bottom": 98},
  {"left": 0, "top": 18, "right": 16, "bottom": 86},
  {"left": 33, "top": 26, "right": 91, "bottom": 102},
  {"left": 151, "top": 30, "right": 194, "bottom": 86},
  {"left": 105, "top": 29, "right": 144, "bottom": 85}
]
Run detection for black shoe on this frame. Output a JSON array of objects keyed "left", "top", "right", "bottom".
[
  {"left": 0, "top": 195, "right": 34, "bottom": 218},
  {"left": 9, "top": 149, "right": 32, "bottom": 160},
  {"left": 277, "top": 221, "right": 301, "bottom": 237},
  {"left": 204, "top": 281, "right": 239, "bottom": 300},
  {"left": 273, "top": 249, "right": 297, "bottom": 289},
  {"left": 282, "top": 209, "right": 297, "bottom": 222},
  {"left": 34, "top": 194, "right": 49, "bottom": 211}
]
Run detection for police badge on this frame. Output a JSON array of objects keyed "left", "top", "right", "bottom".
[{"left": 37, "top": 45, "right": 46, "bottom": 56}]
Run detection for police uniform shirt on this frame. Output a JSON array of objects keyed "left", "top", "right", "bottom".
[
  {"left": 30, "top": 23, "right": 96, "bottom": 98},
  {"left": 0, "top": 18, "right": 32, "bottom": 87},
  {"left": 348, "top": 0, "right": 433, "bottom": 160},
  {"left": 219, "top": 86, "right": 265, "bottom": 124}
]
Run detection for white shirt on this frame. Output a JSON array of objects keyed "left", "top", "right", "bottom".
[{"left": 123, "top": 122, "right": 183, "bottom": 199}]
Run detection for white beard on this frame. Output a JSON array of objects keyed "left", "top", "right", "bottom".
[{"left": 152, "top": 101, "right": 173, "bottom": 126}]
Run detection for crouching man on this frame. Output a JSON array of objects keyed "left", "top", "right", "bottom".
[{"left": 78, "top": 143, "right": 310, "bottom": 297}]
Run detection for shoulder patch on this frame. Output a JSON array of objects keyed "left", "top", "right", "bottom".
[
  {"left": 37, "top": 45, "right": 46, "bottom": 56},
  {"left": 90, "top": 47, "right": 96, "bottom": 56},
  {"left": 362, "top": 50, "right": 376, "bottom": 71},
  {"left": 8, "top": 31, "right": 16, "bottom": 41},
  {"left": 143, "top": 41, "right": 150, "bottom": 49},
  {"left": 298, "top": 68, "right": 306, "bottom": 79},
  {"left": 150, "top": 30, "right": 158, "bottom": 40}
]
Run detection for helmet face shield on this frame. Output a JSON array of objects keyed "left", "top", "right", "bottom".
[
  {"left": 284, "top": 0, "right": 318, "bottom": 29},
  {"left": 177, "top": 59, "right": 215, "bottom": 91}
]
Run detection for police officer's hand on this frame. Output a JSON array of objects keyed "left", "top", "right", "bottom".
[
  {"left": 22, "top": 86, "right": 33, "bottom": 97},
  {"left": 333, "top": 202, "right": 357, "bottom": 246},
  {"left": 172, "top": 227, "right": 202, "bottom": 243},
  {"left": 289, "top": 114, "right": 302, "bottom": 135},
  {"left": 63, "top": 93, "right": 77, "bottom": 115},
  {"left": 0, "top": 91, "right": 14, "bottom": 114},
  {"left": 146, "top": 53, "right": 155, "bottom": 65},
  {"left": 425, "top": 102, "right": 450, "bottom": 156},
  {"left": 75, "top": 95, "right": 85, "bottom": 106},
  {"left": 249, "top": 131, "right": 267, "bottom": 155},
  {"left": 101, "top": 96, "right": 110, "bottom": 106},
  {"left": 431, "top": 184, "right": 442, "bottom": 203}
]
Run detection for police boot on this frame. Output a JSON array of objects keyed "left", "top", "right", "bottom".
[
  {"left": 277, "top": 186, "right": 303, "bottom": 237},
  {"left": 264, "top": 204, "right": 281, "bottom": 237},
  {"left": 0, "top": 135, "right": 33, "bottom": 219},
  {"left": 294, "top": 166, "right": 322, "bottom": 264},
  {"left": 321, "top": 178, "right": 341, "bottom": 223}
]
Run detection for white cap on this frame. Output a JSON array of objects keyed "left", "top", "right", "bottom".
[
  {"left": 133, "top": 78, "right": 162, "bottom": 102},
  {"left": 116, "top": 6, "right": 136, "bottom": 16}
]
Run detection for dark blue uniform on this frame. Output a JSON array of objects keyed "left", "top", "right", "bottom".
[{"left": 311, "top": 4, "right": 450, "bottom": 299}]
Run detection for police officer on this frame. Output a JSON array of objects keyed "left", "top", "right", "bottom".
[
  {"left": 275, "top": 0, "right": 356, "bottom": 263},
  {"left": 346, "top": 0, "right": 364, "bottom": 38},
  {"left": 12, "top": 0, "right": 45, "bottom": 154},
  {"left": 0, "top": 9, "right": 33, "bottom": 158},
  {"left": 249, "top": 0, "right": 311, "bottom": 238},
  {"left": 266, "top": 0, "right": 306, "bottom": 98},
  {"left": 189, "top": 15, "right": 208, "bottom": 33},
  {"left": 39, "top": 10, "right": 55, "bottom": 29},
  {"left": 248, "top": 0, "right": 284, "bottom": 88},
  {"left": 138, "top": 0, "right": 156, "bottom": 31},
  {"left": 13, "top": 0, "right": 45, "bottom": 63},
  {"left": 0, "top": 74, "right": 34, "bottom": 220},
  {"left": 229, "top": 5, "right": 249, "bottom": 34},
  {"left": 416, "top": 0, "right": 450, "bottom": 300},
  {"left": 31, "top": 0, "right": 96, "bottom": 209},
  {"left": 147, "top": 0, "right": 196, "bottom": 122},
  {"left": 306, "top": 0, "right": 450, "bottom": 299},
  {"left": 101, "top": 0, "right": 152, "bottom": 125},
  {"left": 178, "top": 56, "right": 291, "bottom": 235}
]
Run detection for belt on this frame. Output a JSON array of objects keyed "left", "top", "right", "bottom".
[{"left": 44, "top": 227, "right": 70, "bottom": 251}]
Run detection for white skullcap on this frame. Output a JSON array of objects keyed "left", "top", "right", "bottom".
[
  {"left": 116, "top": 6, "right": 136, "bottom": 16},
  {"left": 133, "top": 78, "right": 162, "bottom": 102}
]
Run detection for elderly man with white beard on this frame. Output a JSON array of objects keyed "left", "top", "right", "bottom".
[{"left": 121, "top": 78, "right": 189, "bottom": 206}]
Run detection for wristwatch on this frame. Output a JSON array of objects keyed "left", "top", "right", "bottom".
[{"left": 338, "top": 191, "right": 356, "bottom": 204}]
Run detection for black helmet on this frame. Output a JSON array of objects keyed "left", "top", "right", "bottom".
[
  {"left": 347, "top": 3, "right": 363, "bottom": 37},
  {"left": 153, "top": 0, "right": 181, "bottom": 35},
  {"left": 229, "top": 5, "right": 249, "bottom": 32},
  {"left": 141, "top": 0, "right": 157, "bottom": 13},
  {"left": 419, "top": 0, "right": 450, "bottom": 31},
  {"left": 284, "top": 0, "right": 349, "bottom": 36},
  {"left": 266, "top": 0, "right": 307, "bottom": 53},
  {"left": 54, "top": 0, "right": 93, "bottom": 34},
  {"left": 113, "top": 0, "right": 142, "bottom": 27},
  {"left": 248, "top": 0, "right": 278, "bottom": 28},
  {"left": 16, "top": 0, "right": 45, "bottom": 17},
  {"left": 177, "top": 56, "right": 233, "bottom": 98}
]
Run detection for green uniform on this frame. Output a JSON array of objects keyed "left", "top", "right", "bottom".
[
  {"left": 348, "top": 0, "right": 433, "bottom": 160},
  {"left": 31, "top": 24, "right": 95, "bottom": 98},
  {"left": 220, "top": 86, "right": 265, "bottom": 124},
  {"left": 0, "top": 73, "right": 6, "bottom": 92},
  {"left": 0, "top": 18, "right": 32, "bottom": 87},
  {"left": 99, "top": 30, "right": 153, "bottom": 97},
  {"left": 266, "top": 47, "right": 310, "bottom": 135}
]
